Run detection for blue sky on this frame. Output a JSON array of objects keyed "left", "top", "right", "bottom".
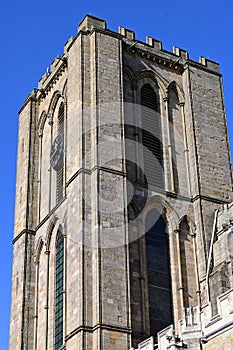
[{"left": 1, "top": 1, "right": 232, "bottom": 349}]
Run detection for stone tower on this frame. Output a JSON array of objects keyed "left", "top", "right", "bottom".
[{"left": 9, "top": 15, "right": 233, "bottom": 350}]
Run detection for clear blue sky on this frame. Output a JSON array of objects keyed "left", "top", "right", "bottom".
[{"left": 0, "top": 1, "right": 232, "bottom": 349}]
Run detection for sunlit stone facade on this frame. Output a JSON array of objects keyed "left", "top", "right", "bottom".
[{"left": 9, "top": 15, "right": 233, "bottom": 350}]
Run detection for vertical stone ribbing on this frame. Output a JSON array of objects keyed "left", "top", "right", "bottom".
[{"left": 9, "top": 15, "right": 233, "bottom": 350}]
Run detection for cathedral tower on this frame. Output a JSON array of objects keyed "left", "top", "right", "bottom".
[{"left": 9, "top": 15, "right": 233, "bottom": 350}]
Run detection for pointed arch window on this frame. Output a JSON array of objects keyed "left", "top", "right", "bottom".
[
  {"left": 141, "top": 84, "right": 164, "bottom": 189},
  {"left": 54, "top": 225, "right": 64, "bottom": 350},
  {"left": 145, "top": 209, "right": 173, "bottom": 336},
  {"left": 56, "top": 103, "right": 64, "bottom": 204}
]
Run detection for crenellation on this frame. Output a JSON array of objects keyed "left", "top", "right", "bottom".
[
  {"left": 118, "top": 26, "right": 135, "bottom": 40},
  {"left": 35, "top": 15, "right": 222, "bottom": 97},
  {"left": 50, "top": 55, "right": 61, "bottom": 72},
  {"left": 37, "top": 55, "right": 67, "bottom": 93},
  {"left": 38, "top": 71, "right": 50, "bottom": 89},
  {"left": 78, "top": 14, "right": 106, "bottom": 32},
  {"left": 146, "top": 36, "right": 163, "bottom": 50},
  {"left": 64, "top": 36, "right": 74, "bottom": 53},
  {"left": 173, "top": 46, "right": 189, "bottom": 60},
  {"left": 199, "top": 56, "right": 220, "bottom": 73}
]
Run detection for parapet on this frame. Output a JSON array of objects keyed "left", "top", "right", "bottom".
[
  {"left": 118, "top": 26, "right": 135, "bottom": 40},
  {"left": 38, "top": 55, "right": 66, "bottom": 89},
  {"left": 173, "top": 46, "right": 189, "bottom": 60},
  {"left": 116, "top": 21, "right": 219, "bottom": 73},
  {"left": 37, "top": 15, "right": 221, "bottom": 90},
  {"left": 146, "top": 36, "right": 162, "bottom": 51},
  {"left": 199, "top": 56, "right": 220, "bottom": 73},
  {"left": 78, "top": 14, "right": 106, "bottom": 32},
  {"left": 64, "top": 36, "right": 74, "bottom": 53}
]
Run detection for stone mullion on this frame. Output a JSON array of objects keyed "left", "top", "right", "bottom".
[
  {"left": 37, "top": 130, "right": 43, "bottom": 224},
  {"left": 44, "top": 250, "right": 50, "bottom": 350},
  {"left": 180, "top": 102, "right": 192, "bottom": 196},
  {"left": 192, "top": 233, "right": 201, "bottom": 307},
  {"left": 160, "top": 96, "right": 169, "bottom": 192},
  {"left": 132, "top": 86, "right": 141, "bottom": 183},
  {"left": 164, "top": 96, "right": 175, "bottom": 192},
  {"left": 63, "top": 100, "right": 67, "bottom": 198},
  {"left": 33, "top": 260, "right": 39, "bottom": 350},
  {"left": 175, "top": 229, "right": 184, "bottom": 315},
  {"left": 48, "top": 114, "right": 53, "bottom": 213},
  {"left": 63, "top": 233, "right": 67, "bottom": 342},
  {"left": 167, "top": 226, "right": 180, "bottom": 335},
  {"left": 139, "top": 220, "right": 149, "bottom": 336}
]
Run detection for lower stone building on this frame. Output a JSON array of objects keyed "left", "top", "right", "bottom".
[
  {"left": 131, "top": 204, "right": 233, "bottom": 350},
  {"left": 9, "top": 15, "right": 233, "bottom": 350}
]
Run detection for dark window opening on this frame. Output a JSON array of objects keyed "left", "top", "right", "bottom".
[
  {"left": 56, "top": 103, "right": 64, "bottom": 204},
  {"left": 54, "top": 225, "right": 64, "bottom": 350},
  {"left": 141, "top": 84, "right": 164, "bottom": 189},
  {"left": 145, "top": 209, "right": 173, "bottom": 337}
]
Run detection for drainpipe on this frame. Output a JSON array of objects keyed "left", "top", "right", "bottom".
[{"left": 206, "top": 210, "right": 219, "bottom": 302}]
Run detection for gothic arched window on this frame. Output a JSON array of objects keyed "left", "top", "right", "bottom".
[
  {"left": 141, "top": 84, "right": 164, "bottom": 189},
  {"left": 54, "top": 225, "right": 64, "bottom": 350},
  {"left": 145, "top": 209, "right": 173, "bottom": 336},
  {"left": 56, "top": 103, "right": 64, "bottom": 204}
]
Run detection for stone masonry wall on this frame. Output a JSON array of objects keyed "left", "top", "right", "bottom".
[{"left": 9, "top": 15, "right": 233, "bottom": 350}]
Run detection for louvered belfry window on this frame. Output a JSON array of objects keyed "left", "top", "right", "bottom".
[
  {"left": 56, "top": 103, "right": 64, "bottom": 204},
  {"left": 141, "top": 84, "right": 164, "bottom": 189},
  {"left": 54, "top": 225, "right": 64, "bottom": 350},
  {"left": 145, "top": 210, "right": 173, "bottom": 337}
]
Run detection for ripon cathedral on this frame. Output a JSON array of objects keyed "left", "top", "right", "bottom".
[{"left": 9, "top": 15, "right": 233, "bottom": 350}]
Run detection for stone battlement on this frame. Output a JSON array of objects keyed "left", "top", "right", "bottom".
[
  {"left": 78, "top": 15, "right": 219, "bottom": 72},
  {"left": 37, "top": 14, "right": 220, "bottom": 90}
]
